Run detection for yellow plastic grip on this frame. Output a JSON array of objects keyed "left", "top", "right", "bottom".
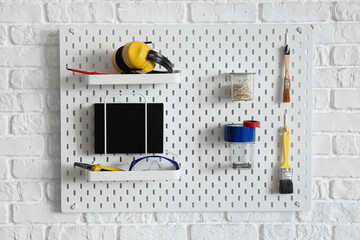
[
  {"left": 280, "top": 126, "right": 292, "bottom": 169},
  {"left": 91, "top": 164, "right": 124, "bottom": 171}
]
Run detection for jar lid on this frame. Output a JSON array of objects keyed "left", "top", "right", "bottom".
[
  {"left": 243, "top": 120, "right": 260, "bottom": 128},
  {"left": 224, "top": 124, "right": 256, "bottom": 143}
]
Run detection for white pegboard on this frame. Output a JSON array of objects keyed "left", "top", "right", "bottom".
[{"left": 60, "top": 25, "right": 312, "bottom": 212}]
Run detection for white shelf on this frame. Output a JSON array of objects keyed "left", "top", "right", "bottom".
[
  {"left": 85, "top": 70, "right": 181, "bottom": 85},
  {"left": 86, "top": 167, "right": 181, "bottom": 182}
]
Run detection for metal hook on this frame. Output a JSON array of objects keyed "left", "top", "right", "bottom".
[{"left": 284, "top": 114, "right": 289, "bottom": 134}]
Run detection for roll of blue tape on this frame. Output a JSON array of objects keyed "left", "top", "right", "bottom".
[{"left": 224, "top": 124, "right": 256, "bottom": 143}]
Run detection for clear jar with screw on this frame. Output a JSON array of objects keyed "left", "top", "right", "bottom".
[
  {"left": 224, "top": 121, "right": 260, "bottom": 169},
  {"left": 229, "top": 141, "right": 255, "bottom": 169},
  {"left": 229, "top": 73, "right": 255, "bottom": 101}
]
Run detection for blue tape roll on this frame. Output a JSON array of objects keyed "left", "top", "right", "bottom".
[{"left": 224, "top": 124, "right": 256, "bottom": 143}]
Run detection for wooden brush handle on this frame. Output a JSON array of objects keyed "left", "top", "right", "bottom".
[
  {"left": 283, "top": 53, "right": 290, "bottom": 103},
  {"left": 284, "top": 55, "right": 290, "bottom": 79}
]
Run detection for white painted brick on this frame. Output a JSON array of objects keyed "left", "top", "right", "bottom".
[
  {"left": 19, "top": 93, "right": 43, "bottom": 112},
  {"left": 0, "top": 227, "right": 44, "bottom": 240},
  {"left": 312, "top": 89, "right": 329, "bottom": 110},
  {"left": 312, "top": 158, "right": 360, "bottom": 177},
  {"left": 313, "top": 46, "right": 329, "bottom": 66},
  {"left": 312, "top": 23, "right": 360, "bottom": 44},
  {"left": 0, "top": 69, "right": 8, "bottom": 89},
  {"left": 261, "top": 3, "right": 330, "bottom": 22},
  {"left": 334, "top": 2, "right": 360, "bottom": 21},
  {"left": 0, "top": 47, "right": 44, "bottom": 67},
  {"left": 312, "top": 179, "right": 329, "bottom": 200},
  {"left": 10, "top": 69, "right": 60, "bottom": 89},
  {"left": 0, "top": 94, "right": 21, "bottom": 111},
  {"left": 0, "top": 204, "right": 7, "bottom": 223},
  {"left": 47, "top": 3, "right": 114, "bottom": 23},
  {"left": 47, "top": 91, "right": 60, "bottom": 112},
  {"left": 312, "top": 135, "right": 331, "bottom": 155},
  {"left": 0, "top": 93, "right": 42, "bottom": 112},
  {"left": 191, "top": 224, "right": 257, "bottom": 240},
  {"left": 354, "top": 67, "right": 360, "bottom": 86},
  {"left": 47, "top": 3, "right": 69, "bottom": 22},
  {"left": 13, "top": 159, "right": 59, "bottom": 179},
  {"left": 13, "top": 203, "right": 80, "bottom": 223},
  {"left": 48, "top": 226, "right": 116, "bottom": 240},
  {"left": 312, "top": 22, "right": 360, "bottom": 44},
  {"left": 263, "top": 225, "right": 331, "bottom": 240},
  {"left": 0, "top": 3, "right": 42, "bottom": 23},
  {"left": 0, "top": 136, "right": 44, "bottom": 156},
  {"left": 11, "top": 114, "right": 59, "bottom": 135},
  {"left": 263, "top": 225, "right": 296, "bottom": 240},
  {"left": 313, "top": 24, "right": 334, "bottom": 44},
  {"left": 333, "top": 202, "right": 360, "bottom": 222},
  {"left": 312, "top": 113, "right": 360, "bottom": 131},
  {"left": 113, "top": 213, "right": 152, "bottom": 223},
  {"left": 226, "top": 212, "right": 293, "bottom": 222},
  {"left": 331, "top": 180, "right": 360, "bottom": 200},
  {"left": 0, "top": 25, "right": 6, "bottom": 45},
  {"left": 336, "top": 68, "right": 359, "bottom": 87},
  {"left": 297, "top": 202, "right": 334, "bottom": 222},
  {"left": 0, "top": 182, "right": 42, "bottom": 201},
  {"left": 335, "top": 225, "right": 360, "bottom": 240},
  {"left": 85, "top": 212, "right": 153, "bottom": 223},
  {"left": 69, "top": 3, "right": 114, "bottom": 22},
  {"left": 313, "top": 68, "right": 360, "bottom": 88},
  {"left": 334, "top": 135, "right": 360, "bottom": 155},
  {"left": 118, "top": 2, "right": 185, "bottom": 23},
  {"left": 0, "top": 115, "right": 8, "bottom": 134},
  {"left": 46, "top": 182, "right": 60, "bottom": 201},
  {"left": 332, "top": 46, "right": 360, "bottom": 66},
  {"left": 334, "top": 24, "right": 360, "bottom": 44},
  {"left": 156, "top": 212, "right": 221, "bottom": 222},
  {"left": 190, "top": 2, "right": 257, "bottom": 23},
  {"left": 120, "top": 226, "right": 186, "bottom": 240},
  {"left": 0, "top": 159, "right": 8, "bottom": 179},
  {"left": 334, "top": 90, "right": 360, "bottom": 109},
  {"left": 10, "top": 25, "right": 59, "bottom": 45},
  {"left": 84, "top": 213, "right": 119, "bottom": 223},
  {"left": 48, "top": 134, "right": 60, "bottom": 157}
]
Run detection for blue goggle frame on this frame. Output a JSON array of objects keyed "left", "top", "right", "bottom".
[{"left": 129, "top": 155, "right": 179, "bottom": 171}]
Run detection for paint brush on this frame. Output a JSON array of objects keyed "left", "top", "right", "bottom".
[
  {"left": 283, "top": 32, "right": 290, "bottom": 103},
  {"left": 279, "top": 115, "right": 293, "bottom": 194}
]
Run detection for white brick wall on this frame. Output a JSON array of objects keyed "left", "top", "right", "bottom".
[{"left": 0, "top": 0, "right": 359, "bottom": 239}]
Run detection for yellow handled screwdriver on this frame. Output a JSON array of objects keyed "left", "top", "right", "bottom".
[{"left": 74, "top": 162, "right": 124, "bottom": 171}]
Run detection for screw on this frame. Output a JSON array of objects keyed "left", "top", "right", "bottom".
[
  {"left": 296, "top": 27, "right": 302, "bottom": 34},
  {"left": 295, "top": 201, "right": 300, "bottom": 207},
  {"left": 69, "top": 28, "right": 75, "bottom": 35},
  {"left": 70, "top": 204, "right": 77, "bottom": 210}
]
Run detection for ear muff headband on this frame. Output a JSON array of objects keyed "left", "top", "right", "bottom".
[{"left": 147, "top": 50, "right": 174, "bottom": 73}]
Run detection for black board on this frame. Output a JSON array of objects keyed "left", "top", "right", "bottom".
[{"left": 94, "top": 103, "right": 163, "bottom": 154}]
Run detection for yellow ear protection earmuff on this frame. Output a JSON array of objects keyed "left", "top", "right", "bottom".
[{"left": 112, "top": 41, "right": 174, "bottom": 74}]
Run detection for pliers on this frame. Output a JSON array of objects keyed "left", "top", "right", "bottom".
[{"left": 74, "top": 162, "right": 124, "bottom": 171}]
